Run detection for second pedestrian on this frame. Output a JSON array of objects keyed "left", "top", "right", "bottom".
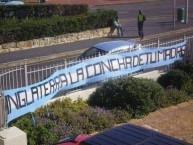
[{"left": 137, "top": 10, "right": 146, "bottom": 40}]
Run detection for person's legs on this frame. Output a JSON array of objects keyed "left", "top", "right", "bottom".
[
  {"left": 138, "top": 22, "right": 144, "bottom": 39},
  {"left": 138, "top": 22, "right": 141, "bottom": 37},
  {"left": 115, "top": 26, "right": 120, "bottom": 36},
  {"left": 141, "top": 25, "right": 144, "bottom": 39},
  {"left": 119, "top": 26, "right": 124, "bottom": 36},
  {"left": 141, "top": 23, "right": 144, "bottom": 39}
]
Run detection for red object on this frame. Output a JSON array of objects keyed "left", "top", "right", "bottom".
[{"left": 56, "top": 134, "right": 92, "bottom": 145}]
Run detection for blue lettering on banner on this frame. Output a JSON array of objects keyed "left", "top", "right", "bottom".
[{"left": 3, "top": 42, "right": 186, "bottom": 123}]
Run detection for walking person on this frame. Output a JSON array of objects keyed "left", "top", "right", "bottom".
[{"left": 137, "top": 10, "right": 146, "bottom": 40}]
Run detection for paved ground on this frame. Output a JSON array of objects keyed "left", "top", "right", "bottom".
[{"left": 129, "top": 100, "right": 193, "bottom": 144}]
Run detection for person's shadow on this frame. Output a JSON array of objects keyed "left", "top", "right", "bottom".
[{"left": 107, "top": 27, "right": 138, "bottom": 39}]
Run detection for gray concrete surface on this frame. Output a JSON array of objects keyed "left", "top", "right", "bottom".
[{"left": 0, "top": 126, "right": 27, "bottom": 145}]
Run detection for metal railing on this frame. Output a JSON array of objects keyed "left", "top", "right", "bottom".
[{"left": 0, "top": 33, "right": 193, "bottom": 92}]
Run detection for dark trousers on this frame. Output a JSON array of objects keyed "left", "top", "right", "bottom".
[
  {"left": 138, "top": 22, "right": 144, "bottom": 38},
  {"left": 115, "top": 26, "right": 123, "bottom": 36}
]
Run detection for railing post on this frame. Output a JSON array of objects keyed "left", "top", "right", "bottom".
[
  {"left": 24, "top": 63, "right": 28, "bottom": 86},
  {"left": 184, "top": 34, "right": 186, "bottom": 41},
  {"left": 0, "top": 89, "right": 7, "bottom": 130},
  {"left": 64, "top": 59, "right": 67, "bottom": 68},
  {"left": 98, "top": 52, "right": 101, "bottom": 57},
  {"left": 157, "top": 38, "right": 160, "bottom": 48}
]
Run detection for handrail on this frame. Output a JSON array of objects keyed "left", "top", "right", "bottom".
[{"left": 0, "top": 30, "right": 193, "bottom": 91}]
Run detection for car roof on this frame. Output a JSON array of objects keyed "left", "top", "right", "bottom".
[
  {"left": 81, "top": 123, "right": 191, "bottom": 145},
  {"left": 93, "top": 40, "right": 138, "bottom": 53}
]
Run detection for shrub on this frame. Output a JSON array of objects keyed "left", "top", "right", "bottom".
[
  {"left": 10, "top": 98, "right": 129, "bottom": 145},
  {"left": 78, "top": 107, "right": 116, "bottom": 132},
  {"left": 174, "top": 60, "right": 193, "bottom": 79},
  {"left": 0, "top": 4, "right": 88, "bottom": 19},
  {"left": 10, "top": 114, "right": 58, "bottom": 145},
  {"left": 0, "top": 9, "right": 117, "bottom": 44},
  {"left": 157, "top": 69, "right": 193, "bottom": 94},
  {"left": 164, "top": 88, "right": 191, "bottom": 106},
  {"left": 110, "top": 108, "right": 132, "bottom": 123},
  {"left": 88, "top": 77, "right": 166, "bottom": 117}
]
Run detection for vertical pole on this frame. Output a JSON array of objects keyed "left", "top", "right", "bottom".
[
  {"left": 184, "top": 34, "right": 186, "bottom": 41},
  {"left": 185, "top": 0, "right": 189, "bottom": 24},
  {"left": 0, "top": 90, "right": 6, "bottom": 130},
  {"left": 24, "top": 63, "right": 28, "bottom": 86},
  {"left": 173, "top": 0, "right": 176, "bottom": 29},
  {"left": 65, "top": 59, "right": 67, "bottom": 68},
  {"left": 157, "top": 38, "right": 160, "bottom": 48}
]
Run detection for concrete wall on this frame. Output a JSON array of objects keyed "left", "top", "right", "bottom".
[{"left": 0, "top": 126, "right": 27, "bottom": 145}]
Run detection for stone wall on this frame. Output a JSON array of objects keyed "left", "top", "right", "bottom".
[{"left": 0, "top": 27, "right": 114, "bottom": 54}]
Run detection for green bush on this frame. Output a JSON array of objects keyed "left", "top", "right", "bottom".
[
  {"left": 0, "top": 4, "right": 88, "bottom": 19},
  {"left": 174, "top": 60, "right": 193, "bottom": 79},
  {"left": 9, "top": 114, "right": 58, "bottom": 145},
  {"left": 164, "top": 88, "right": 191, "bottom": 106},
  {"left": 88, "top": 77, "right": 166, "bottom": 117},
  {"left": 157, "top": 69, "right": 193, "bottom": 94},
  {"left": 10, "top": 98, "right": 129, "bottom": 145},
  {"left": 78, "top": 107, "right": 116, "bottom": 132},
  {"left": 0, "top": 9, "right": 117, "bottom": 44},
  {"left": 110, "top": 108, "right": 132, "bottom": 123}
]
